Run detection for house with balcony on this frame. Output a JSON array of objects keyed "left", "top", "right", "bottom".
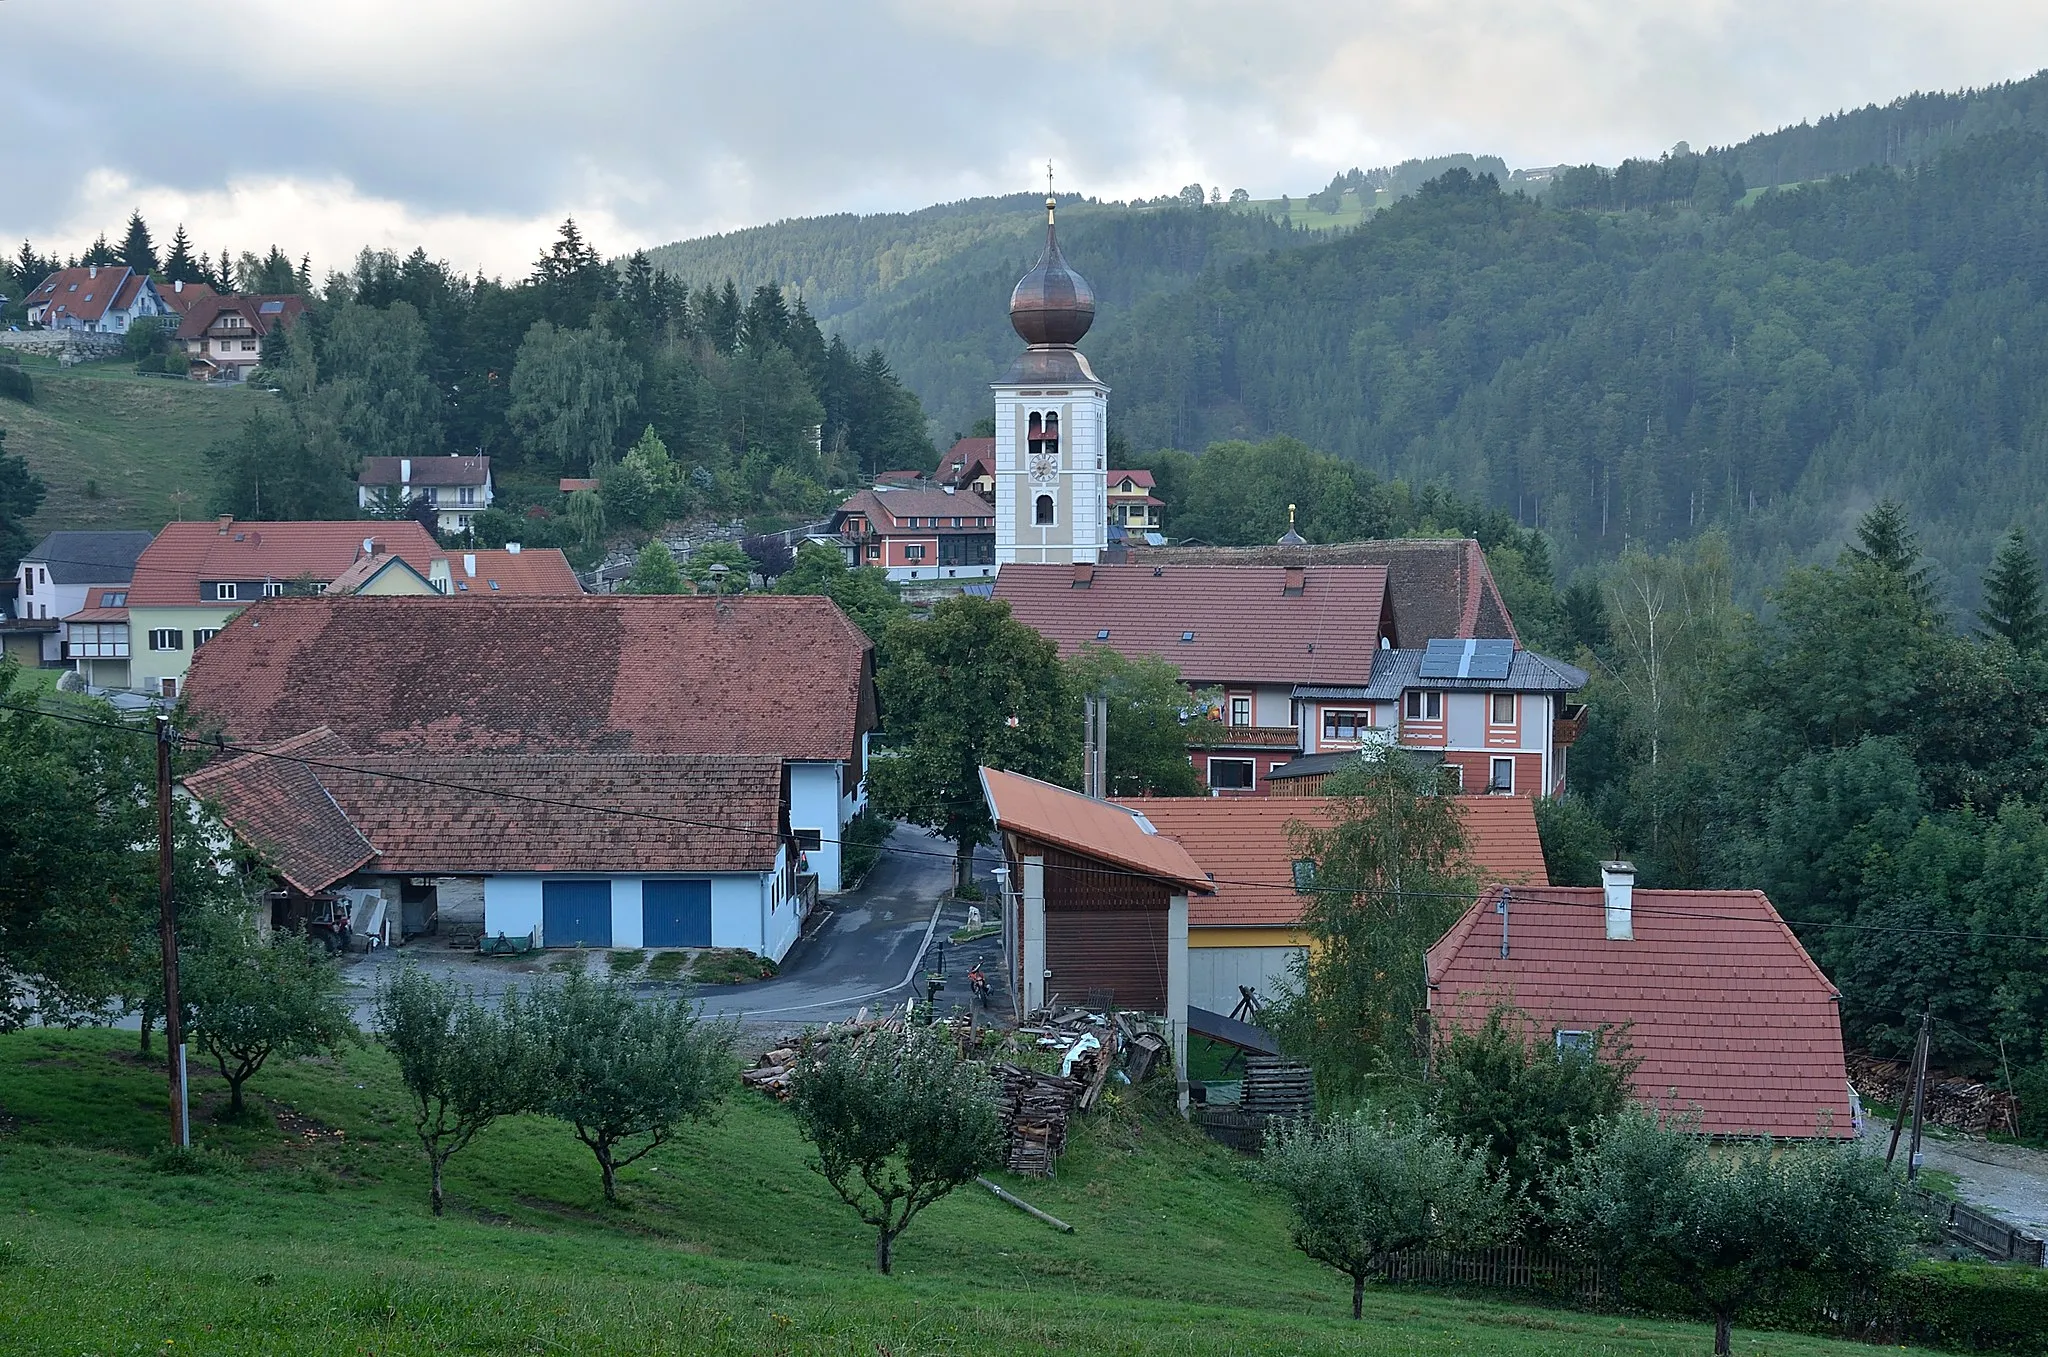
[
  {"left": 830, "top": 484, "right": 996, "bottom": 583},
  {"left": 356, "top": 456, "right": 494, "bottom": 535},
  {"left": 13, "top": 530, "right": 153, "bottom": 667},
  {"left": 24, "top": 265, "right": 171, "bottom": 333},
  {"left": 995, "top": 546, "right": 1588, "bottom": 796},
  {"left": 1106, "top": 469, "right": 1164, "bottom": 534},
  {"left": 176, "top": 294, "right": 308, "bottom": 381},
  {"left": 123, "top": 517, "right": 441, "bottom": 699}
]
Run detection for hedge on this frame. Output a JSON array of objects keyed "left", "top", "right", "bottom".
[{"left": 1705, "top": 1262, "right": 2048, "bottom": 1355}]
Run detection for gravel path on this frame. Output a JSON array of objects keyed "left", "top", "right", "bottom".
[{"left": 1860, "top": 1119, "right": 2048, "bottom": 1238}]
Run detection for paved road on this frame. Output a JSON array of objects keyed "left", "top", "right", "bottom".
[{"left": 331, "top": 823, "right": 995, "bottom": 1039}]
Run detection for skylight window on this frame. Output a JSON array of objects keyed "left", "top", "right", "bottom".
[
  {"left": 259, "top": 300, "right": 285, "bottom": 315},
  {"left": 488, "top": 580, "right": 500, "bottom": 590},
  {"left": 1096, "top": 629, "right": 1110, "bottom": 641},
  {"left": 1180, "top": 631, "right": 1195, "bottom": 643}
]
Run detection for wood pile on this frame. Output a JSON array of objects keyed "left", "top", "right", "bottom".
[
  {"left": 993, "top": 1063, "right": 1083, "bottom": 1176},
  {"left": 739, "top": 1005, "right": 911, "bottom": 1100},
  {"left": 1848, "top": 1054, "right": 2019, "bottom": 1136},
  {"left": 1240, "top": 1056, "right": 1315, "bottom": 1123}
]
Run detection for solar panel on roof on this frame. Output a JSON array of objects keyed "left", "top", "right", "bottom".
[
  {"left": 259, "top": 300, "right": 285, "bottom": 315},
  {"left": 1420, "top": 637, "right": 1516, "bottom": 680}
]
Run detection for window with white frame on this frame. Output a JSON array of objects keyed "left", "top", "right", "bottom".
[
  {"left": 1404, "top": 690, "right": 1443, "bottom": 721},
  {"left": 1555, "top": 1029, "right": 1593, "bottom": 1056},
  {"left": 1490, "top": 757, "right": 1514, "bottom": 793},
  {"left": 1208, "top": 757, "right": 1255, "bottom": 791},
  {"left": 905, "top": 544, "right": 925, "bottom": 562},
  {"left": 193, "top": 629, "right": 220, "bottom": 647},
  {"left": 1491, "top": 692, "right": 1516, "bottom": 725},
  {"left": 263, "top": 581, "right": 285, "bottom": 597},
  {"left": 1229, "top": 695, "right": 1252, "bottom": 727},
  {"left": 147, "top": 628, "right": 184, "bottom": 651},
  {"left": 1322, "top": 708, "right": 1371, "bottom": 740},
  {"left": 214, "top": 582, "right": 237, "bottom": 601}
]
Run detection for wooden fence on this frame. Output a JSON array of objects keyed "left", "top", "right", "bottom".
[
  {"left": 1371, "top": 1244, "right": 1606, "bottom": 1303},
  {"left": 1908, "top": 1187, "right": 2046, "bottom": 1266}
]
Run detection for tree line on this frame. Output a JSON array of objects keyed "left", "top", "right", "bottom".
[{"left": 199, "top": 220, "right": 936, "bottom": 542}]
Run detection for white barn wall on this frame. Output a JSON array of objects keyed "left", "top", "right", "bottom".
[
  {"left": 484, "top": 876, "right": 543, "bottom": 942},
  {"left": 788, "top": 762, "right": 844, "bottom": 892},
  {"left": 1189, "top": 945, "right": 1302, "bottom": 1014},
  {"left": 610, "top": 877, "right": 644, "bottom": 949}
]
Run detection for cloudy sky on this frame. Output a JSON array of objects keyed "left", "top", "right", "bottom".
[{"left": 4, "top": 1, "right": 2045, "bottom": 279}]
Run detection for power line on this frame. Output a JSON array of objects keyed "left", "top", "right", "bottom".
[{"left": 7, "top": 694, "right": 2048, "bottom": 945}]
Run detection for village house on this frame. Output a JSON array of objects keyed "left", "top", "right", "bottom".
[
  {"left": 1105, "top": 469, "right": 1163, "bottom": 533},
  {"left": 994, "top": 549, "right": 1588, "bottom": 796},
  {"left": 936, "top": 437, "right": 995, "bottom": 498},
  {"left": 178, "top": 594, "right": 876, "bottom": 895},
  {"left": 8, "top": 530, "right": 153, "bottom": 667},
  {"left": 1122, "top": 794, "right": 1548, "bottom": 1016},
  {"left": 356, "top": 455, "right": 495, "bottom": 535},
  {"left": 150, "top": 278, "right": 218, "bottom": 322},
  {"left": 176, "top": 293, "right": 308, "bottom": 381},
  {"left": 121, "top": 517, "right": 442, "bottom": 699},
  {"left": 322, "top": 544, "right": 581, "bottom": 597},
  {"left": 185, "top": 729, "right": 808, "bottom": 958},
  {"left": 23, "top": 265, "right": 171, "bottom": 332},
  {"left": 1426, "top": 864, "right": 1857, "bottom": 1139},
  {"left": 830, "top": 484, "right": 996, "bottom": 582}
]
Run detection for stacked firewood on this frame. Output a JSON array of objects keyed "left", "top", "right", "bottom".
[
  {"left": 740, "top": 1008, "right": 993, "bottom": 1100},
  {"left": 993, "top": 1063, "right": 1083, "bottom": 1176},
  {"left": 1848, "top": 1054, "right": 2020, "bottom": 1136}
]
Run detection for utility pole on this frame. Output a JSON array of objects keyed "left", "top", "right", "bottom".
[
  {"left": 1906, "top": 1009, "right": 1932, "bottom": 1183},
  {"left": 156, "top": 716, "right": 188, "bottom": 1149},
  {"left": 1081, "top": 694, "right": 1108, "bottom": 798},
  {"left": 1886, "top": 1007, "right": 1930, "bottom": 1175}
]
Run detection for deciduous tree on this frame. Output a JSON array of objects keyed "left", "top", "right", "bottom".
[
  {"left": 1063, "top": 644, "right": 1209, "bottom": 796},
  {"left": 373, "top": 964, "right": 543, "bottom": 1216},
  {"left": 787, "top": 1024, "right": 1002, "bottom": 1274},
  {"left": 181, "top": 904, "right": 353, "bottom": 1116},
  {"left": 530, "top": 972, "right": 736, "bottom": 1203},
  {"left": 772, "top": 542, "right": 905, "bottom": 640},
  {"left": 620, "top": 540, "right": 685, "bottom": 595},
  {"left": 1258, "top": 1111, "right": 1515, "bottom": 1319},
  {"left": 870, "top": 595, "right": 1076, "bottom": 888}
]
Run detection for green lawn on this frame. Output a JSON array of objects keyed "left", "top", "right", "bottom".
[
  {"left": 2, "top": 355, "right": 257, "bottom": 536},
  {"left": 1237, "top": 193, "right": 1389, "bottom": 232},
  {"left": 0, "top": 1029, "right": 1934, "bottom": 1354}
]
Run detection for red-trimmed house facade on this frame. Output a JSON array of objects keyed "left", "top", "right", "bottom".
[{"left": 830, "top": 485, "right": 997, "bottom": 583}]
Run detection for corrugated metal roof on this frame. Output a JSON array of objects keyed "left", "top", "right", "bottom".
[{"left": 980, "top": 767, "right": 1212, "bottom": 894}]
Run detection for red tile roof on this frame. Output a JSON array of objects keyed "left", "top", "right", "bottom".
[
  {"left": 185, "top": 728, "right": 785, "bottom": 890},
  {"left": 981, "top": 768, "right": 1213, "bottom": 894},
  {"left": 1426, "top": 886, "right": 1853, "bottom": 1139},
  {"left": 64, "top": 585, "right": 131, "bottom": 624},
  {"left": 834, "top": 486, "right": 993, "bottom": 531},
  {"left": 940, "top": 437, "right": 994, "bottom": 482},
  {"left": 29, "top": 266, "right": 140, "bottom": 325},
  {"left": 357, "top": 456, "right": 491, "bottom": 488},
  {"left": 1107, "top": 469, "right": 1157, "bottom": 491},
  {"left": 182, "top": 728, "right": 378, "bottom": 895},
  {"left": 559, "top": 478, "right": 599, "bottom": 494},
  {"left": 434, "top": 548, "right": 581, "bottom": 596},
  {"left": 994, "top": 563, "right": 1394, "bottom": 686},
  {"left": 180, "top": 595, "right": 874, "bottom": 762},
  {"left": 174, "top": 293, "right": 308, "bottom": 342},
  {"left": 1120, "top": 796, "right": 1547, "bottom": 927},
  {"left": 1124, "top": 539, "right": 1518, "bottom": 644},
  {"left": 152, "top": 280, "right": 218, "bottom": 316},
  {"left": 126, "top": 519, "right": 442, "bottom": 607}
]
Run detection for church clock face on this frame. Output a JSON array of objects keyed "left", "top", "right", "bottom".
[{"left": 1028, "top": 449, "right": 1060, "bottom": 485}]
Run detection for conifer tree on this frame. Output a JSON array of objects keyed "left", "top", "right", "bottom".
[
  {"left": 1845, "top": 500, "right": 1937, "bottom": 612},
  {"left": 161, "top": 226, "right": 202, "bottom": 284},
  {"left": 1978, "top": 527, "right": 2046, "bottom": 651},
  {"left": 119, "top": 211, "right": 158, "bottom": 275},
  {"left": 81, "top": 234, "right": 119, "bottom": 267}
]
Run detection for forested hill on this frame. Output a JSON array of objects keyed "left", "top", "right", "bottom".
[
  {"left": 1707, "top": 68, "right": 2048, "bottom": 190},
  {"left": 1097, "top": 129, "right": 2048, "bottom": 595},
  {"left": 645, "top": 196, "right": 1306, "bottom": 438}
]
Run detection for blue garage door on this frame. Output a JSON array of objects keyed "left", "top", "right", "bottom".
[
  {"left": 542, "top": 879, "right": 612, "bottom": 948},
  {"left": 643, "top": 879, "right": 712, "bottom": 948}
]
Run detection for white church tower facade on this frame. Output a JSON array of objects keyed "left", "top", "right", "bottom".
[{"left": 994, "top": 194, "right": 1108, "bottom": 566}]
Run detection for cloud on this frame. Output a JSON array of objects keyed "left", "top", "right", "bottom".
[{"left": 2, "top": 0, "right": 2044, "bottom": 277}]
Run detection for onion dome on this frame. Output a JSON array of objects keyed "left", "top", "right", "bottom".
[
  {"left": 1278, "top": 503, "right": 1307, "bottom": 548},
  {"left": 1009, "top": 196, "right": 1095, "bottom": 347}
]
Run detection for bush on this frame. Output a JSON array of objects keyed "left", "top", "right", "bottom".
[
  {"left": 839, "top": 810, "right": 893, "bottom": 885},
  {"left": 0, "top": 365, "right": 33, "bottom": 404},
  {"left": 1720, "top": 1261, "right": 2048, "bottom": 1354}
]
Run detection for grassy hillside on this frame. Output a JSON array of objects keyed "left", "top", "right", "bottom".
[
  {"left": 2, "top": 355, "right": 248, "bottom": 536},
  {"left": 0, "top": 1028, "right": 1921, "bottom": 1355}
]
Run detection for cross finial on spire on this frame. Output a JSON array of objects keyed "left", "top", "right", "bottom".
[{"left": 1047, "top": 159, "right": 1055, "bottom": 197}]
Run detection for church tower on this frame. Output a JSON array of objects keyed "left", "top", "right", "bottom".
[{"left": 993, "top": 193, "right": 1107, "bottom": 566}]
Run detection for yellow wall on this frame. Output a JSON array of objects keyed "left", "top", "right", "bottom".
[
  {"left": 353, "top": 567, "right": 436, "bottom": 596},
  {"left": 1190, "top": 926, "right": 1309, "bottom": 949}
]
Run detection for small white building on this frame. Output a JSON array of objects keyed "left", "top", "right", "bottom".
[
  {"left": 185, "top": 731, "right": 810, "bottom": 960},
  {"left": 357, "top": 456, "right": 494, "bottom": 536},
  {"left": 23, "top": 265, "right": 171, "bottom": 333}
]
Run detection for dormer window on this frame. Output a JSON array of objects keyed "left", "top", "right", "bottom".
[{"left": 214, "top": 582, "right": 237, "bottom": 601}]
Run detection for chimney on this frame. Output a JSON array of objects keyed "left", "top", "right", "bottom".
[
  {"left": 463, "top": 553, "right": 477, "bottom": 578},
  {"left": 216, "top": 515, "right": 234, "bottom": 536},
  {"left": 1071, "top": 563, "right": 1095, "bottom": 588},
  {"left": 88, "top": 265, "right": 98, "bottom": 280},
  {"left": 1601, "top": 861, "right": 1636, "bottom": 940},
  {"left": 174, "top": 280, "right": 184, "bottom": 293},
  {"left": 505, "top": 542, "right": 521, "bottom": 554},
  {"left": 400, "top": 458, "right": 412, "bottom": 485}
]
